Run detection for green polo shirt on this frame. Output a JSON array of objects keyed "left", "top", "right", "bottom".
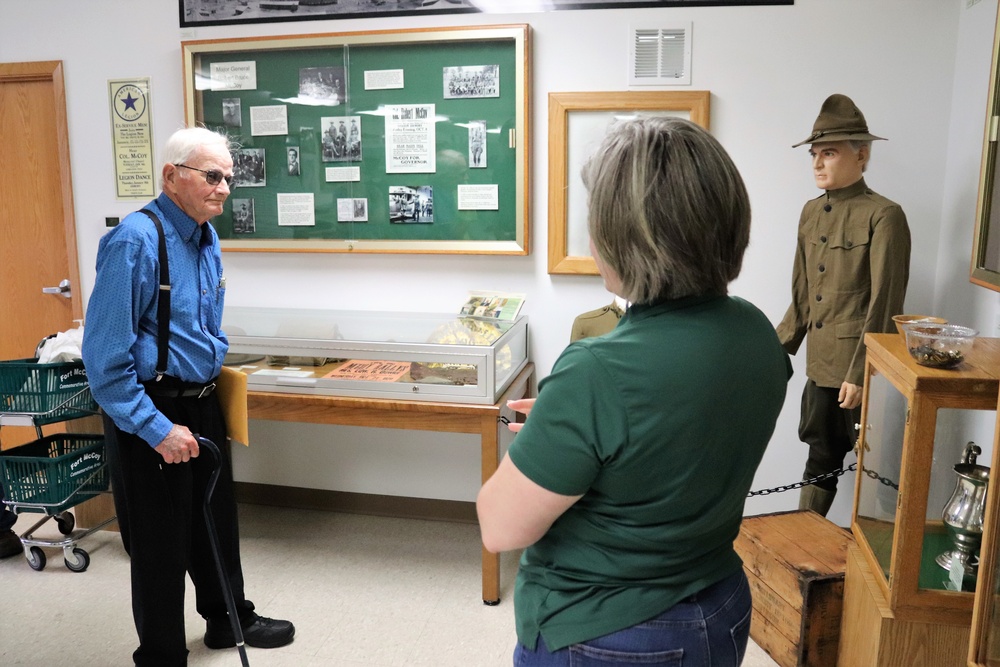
[{"left": 509, "top": 294, "right": 791, "bottom": 651}]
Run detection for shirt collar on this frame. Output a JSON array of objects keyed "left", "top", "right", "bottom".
[
  {"left": 155, "top": 192, "right": 203, "bottom": 244},
  {"left": 824, "top": 178, "right": 868, "bottom": 202},
  {"left": 624, "top": 292, "right": 724, "bottom": 323}
]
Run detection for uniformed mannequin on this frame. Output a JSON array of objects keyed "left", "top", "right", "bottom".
[
  {"left": 569, "top": 296, "right": 627, "bottom": 342},
  {"left": 777, "top": 94, "right": 910, "bottom": 517}
]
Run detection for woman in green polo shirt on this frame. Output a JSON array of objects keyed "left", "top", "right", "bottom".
[{"left": 477, "top": 117, "right": 791, "bottom": 666}]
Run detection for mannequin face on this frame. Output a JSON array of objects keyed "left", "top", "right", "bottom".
[
  {"left": 590, "top": 238, "right": 624, "bottom": 297},
  {"left": 808, "top": 141, "right": 867, "bottom": 191}
]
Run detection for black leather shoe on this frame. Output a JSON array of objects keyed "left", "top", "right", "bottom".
[
  {"left": 204, "top": 612, "right": 295, "bottom": 649},
  {"left": 0, "top": 530, "right": 21, "bottom": 559}
]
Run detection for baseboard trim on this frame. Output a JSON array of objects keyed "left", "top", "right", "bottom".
[{"left": 234, "top": 482, "right": 478, "bottom": 524}]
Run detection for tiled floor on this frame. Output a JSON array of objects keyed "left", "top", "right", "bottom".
[{"left": 1, "top": 503, "right": 780, "bottom": 666}]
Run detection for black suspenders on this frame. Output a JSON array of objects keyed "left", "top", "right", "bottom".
[{"left": 138, "top": 209, "right": 170, "bottom": 382}]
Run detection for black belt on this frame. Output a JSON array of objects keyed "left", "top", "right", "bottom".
[{"left": 143, "top": 379, "right": 218, "bottom": 399}]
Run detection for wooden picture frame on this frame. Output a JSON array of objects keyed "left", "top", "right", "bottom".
[
  {"left": 971, "top": 3, "right": 1000, "bottom": 293},
  {"left": 547, "top": 90, "right": 710, "bottom": 275},
  {"left": 182, "top": 24, "right": 529, "bottom": 255}
]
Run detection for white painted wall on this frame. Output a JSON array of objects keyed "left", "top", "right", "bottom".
[{"left": 1, "top": 0, "right": 994, "bottom": 525}]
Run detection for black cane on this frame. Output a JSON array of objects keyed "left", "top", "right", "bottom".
[{"left": 197, "top": 436, "right": 250, "bottom": 667}]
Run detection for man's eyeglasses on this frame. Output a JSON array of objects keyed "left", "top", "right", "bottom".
[{"left": 175, "top": 164, "right": 234, "bottom": 187}]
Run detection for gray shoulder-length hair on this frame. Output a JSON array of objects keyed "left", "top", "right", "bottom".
[
  {"left": 582, "top": 116, "right": 751, "bottom": 304},
  {"left": 159, "top": 127, "right": 232, "bottom": 189}
]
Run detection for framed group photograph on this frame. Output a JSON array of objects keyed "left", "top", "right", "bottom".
[
  {"left": 180, "top": 1, "right": 793, "bottom": 28},
  {"left": 547, "top": 90, "right": 711, "bottom": 275},
  {"left": 182, "top": 24, "right": 529, "bottom": 254}
]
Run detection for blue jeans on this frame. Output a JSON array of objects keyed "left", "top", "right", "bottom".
[{"left": 513, "top": 569, "right": 751, "bottom": 667}]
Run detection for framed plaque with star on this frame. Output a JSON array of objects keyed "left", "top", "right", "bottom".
[{"left": 108, "top": 77, "right": 156, "bottom": 200}]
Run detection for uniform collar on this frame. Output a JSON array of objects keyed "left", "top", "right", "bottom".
[{"left": 824, "top": 178, "right": 868, "bottom": 202}]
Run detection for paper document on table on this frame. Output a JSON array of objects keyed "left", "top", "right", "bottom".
[{"left": 324, "top": 360, "right": 410, "bottom": 382}]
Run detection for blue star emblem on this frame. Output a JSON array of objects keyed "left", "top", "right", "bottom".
[{"left": 121, "top": 93, "right": 138, "bottom": 112}]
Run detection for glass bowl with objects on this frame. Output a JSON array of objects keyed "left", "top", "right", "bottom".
[
  {"left": 892, "top": 314, "right": 947, "bottom": 337},
  {"left": 904, "top": 324, "right": 977, "bottom": 369}
]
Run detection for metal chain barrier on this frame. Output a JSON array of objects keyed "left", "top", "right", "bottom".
[
  {"left": 496, "top": 416, "right": 902, "bottom": 496},
  {"left": 748, "top": 462, "right": 899, "bottom": 497}
]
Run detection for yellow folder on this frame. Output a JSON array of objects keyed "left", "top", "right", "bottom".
[{"left": 216, "top": 366, "right": 249, "bottom": 446}]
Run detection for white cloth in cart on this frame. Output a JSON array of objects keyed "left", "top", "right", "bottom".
[
  {"left": 11, "top": 326, "right": 86, "bottom": 402},
  {"left": 36, "top": 325, "right": 84, "bottom": 364}
]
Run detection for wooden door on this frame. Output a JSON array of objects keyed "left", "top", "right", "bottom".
[{"left": 0, "top": 61, "right": 83, "bottom": 449}]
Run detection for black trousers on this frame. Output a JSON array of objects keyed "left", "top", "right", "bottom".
[
  {"left": 799, "top": 380, "right": 861, "bottom": 492},
  {"left": 104, "top": 393, "right": 248, "bottom": 667}
]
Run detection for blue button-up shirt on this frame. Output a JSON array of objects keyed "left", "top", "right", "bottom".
[{"left": 82, "top": 193, "right": 228, "bottom": 447}]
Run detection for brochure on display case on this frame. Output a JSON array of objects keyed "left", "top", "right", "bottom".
[{"left": 458, "top": 291, "right": 525, "bottom": 321}]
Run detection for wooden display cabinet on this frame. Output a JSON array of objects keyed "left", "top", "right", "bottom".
[
  {"left": 969, "top": 394, "right": 1000, "bottom": 666},
  {"left": 839, "top": 333, "right": 1000, "bottom": 667}
]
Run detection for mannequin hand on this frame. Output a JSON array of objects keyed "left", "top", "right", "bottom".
[{"left": 839, "top": 382, "right": 862, "bottom": 410}]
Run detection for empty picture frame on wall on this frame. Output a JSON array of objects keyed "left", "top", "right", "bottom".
[
  {"left": 179, "top": 1, "right": 792, "bottom": 29},
  {"left": 547, "top": 90, "right": 710, "bottom": 275}
]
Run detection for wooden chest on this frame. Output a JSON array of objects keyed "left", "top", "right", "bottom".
[{"left": 734, "top": 510, "right": 854, "bottom": 667}]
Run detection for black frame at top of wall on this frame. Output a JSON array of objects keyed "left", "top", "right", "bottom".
[{"left": 179, "top": 0, "right": 794, "bottom": 29}]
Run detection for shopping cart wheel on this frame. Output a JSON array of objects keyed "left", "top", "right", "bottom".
[
  {"left": 55, "top": 511, "right": 76, "bottom": 535},
  {"left": 27, "top": 546, "right": 46, "bottom": 571},
  {"left": 64, "top": 547, "right": 90, "bottom": 573}
]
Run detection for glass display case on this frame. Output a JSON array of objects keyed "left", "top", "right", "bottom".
[
  {"left": 838, "top": 333, "right": 1000, "bottom": 667},
  {"left": 222, "top": 307, "right": 529, "bottom": 405},
  {"left": 852, "top": 333, "right": 1000, "bottom": 621}
]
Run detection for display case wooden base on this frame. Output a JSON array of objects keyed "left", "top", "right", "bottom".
[{"left": 839, "top": 544, "right": 970, "bottom": 667}]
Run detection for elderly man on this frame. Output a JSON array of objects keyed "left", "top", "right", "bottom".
[
  {"left": 777, "top": 94, "right": 911, "bottom": 517},
  {"left": 83, "top": 127, "right": 294, "bottom": 666}
]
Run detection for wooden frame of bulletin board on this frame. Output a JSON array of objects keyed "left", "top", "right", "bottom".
[
  {"left": 181, "top": 24, "right": 529, "bottom": 255},
  {"left": 547, "top": 91, "right": 710, "bottom": 275}
]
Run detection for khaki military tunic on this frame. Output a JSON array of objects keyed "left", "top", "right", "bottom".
[
  {"left": 570, "top": 300, "right": 625, "bottom": 342},
  {"left": 776, "top": 178, "right": 910, "bottom": 388}
]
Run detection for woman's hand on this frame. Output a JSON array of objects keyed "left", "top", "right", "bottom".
[{"left": 505, "top": 398, "right": 535, "bottom": 432}]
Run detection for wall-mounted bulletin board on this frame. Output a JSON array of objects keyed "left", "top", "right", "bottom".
[{"left": 181, "top": 25, "right": 529, "bottom": 254}]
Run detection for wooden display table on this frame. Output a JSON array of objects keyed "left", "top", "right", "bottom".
[
  {"left": 77, "top": 363, "right": 534, "bottom": 603},
  {"left": 243, "top": 362, "right": 534, "bottom": 605}
]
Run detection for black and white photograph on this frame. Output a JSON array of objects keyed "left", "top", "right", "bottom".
[
  {"left": 321, "top": 116, "right": 362, "bottom": 162},
  {"left": 181, "top": 1, "right": 790, "bottom": 28},
  {"left": 389, "top": 185, "right": 433, "bottom": 224},
  {"left": 231, "top": 198, "right": 255, "bottom": 234},
  {"left": 222, "top": 97, "right": 242, "bottom": 127},
  {"left": 443, "top": 65, "right": 499, "bottom": 99},
  {"left": 287, "top": 146, "right": 300, "bottom": 176},
  {"left": 299, "top": 66, "right": 346, "bottom": 106},
  {"left": 468, "top": 120, "right": 487, "bottom": 168},
  {"left": 232, "top": 147, "right": 266, "bottom": 187},
  {"left": 337, "top": 197, "right": 369, "bottom": 222}
]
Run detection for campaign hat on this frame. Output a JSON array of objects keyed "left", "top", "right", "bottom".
[{"left": 792, "top": 94, "right": 887, "bottom": 147}]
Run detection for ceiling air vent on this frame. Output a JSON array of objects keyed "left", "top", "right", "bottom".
[{"left": 629, "top": 24, "right": 692, "bottom": 86}]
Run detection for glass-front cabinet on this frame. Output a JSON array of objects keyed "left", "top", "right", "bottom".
[
  {"left": 852, "top": 333, "right": 1000, "bottom": 627},
  {"left": 971, "top": 387, "right": 1000, "bottom": 666},
  {"left": 221, "top": 307, "right": 529, "bottom": 405}
]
